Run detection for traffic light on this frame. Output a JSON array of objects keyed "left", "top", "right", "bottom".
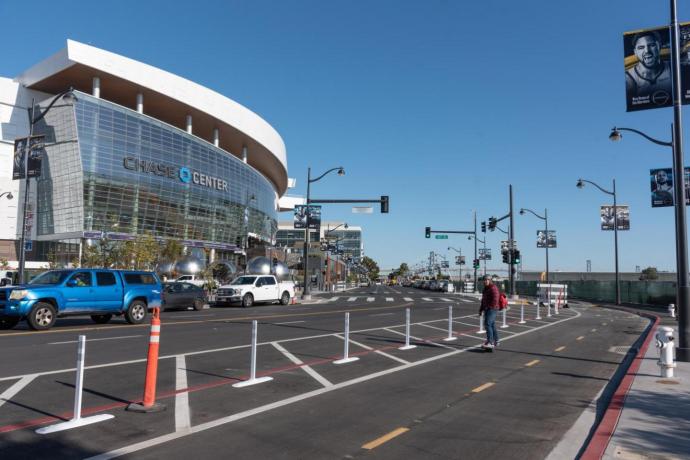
[
  {"left": 488, "top": 217, "right": 497, "bottom": 231},
  {"left": 473, "top": 259, "right": 480, "bottom": 269},
  {"left": 381, "top": 195, "right": 389, "bottom": 213},
  {"left": 512, "top": 249, "right": 521, "bottom": 265},
  {"left": 481, "top": 221, "right": 486, "bottom": 233},
  {"left": 425, "top": 227, "right": 431, "bottom": 238},
  {"left": 502, "top": 251, "right": 509, "bottom": 264}
]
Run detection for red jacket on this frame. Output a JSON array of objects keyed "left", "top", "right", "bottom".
[{"left": 480, "top": 283, "right": 500, "bottom": 312}]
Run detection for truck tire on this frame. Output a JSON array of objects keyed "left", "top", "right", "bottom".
[
  {"left": 193, "top": 298, "right": 204, "bottom": 311},
  {"left": 0, "top": 316, "right": 20, "bottom": 330},
  {"left": 27, "top": 302, "right": 57, "bottom": 330},
  {"left": 125, "top": 300, "right": 148, "bottom": 324},
  {"left": 91, "top": 314, "right": 113, "bottom": 324},
  {"left": 242, "top": 293, "right": 253, "bottom": 308},
  {"left": 280, "top": 291, "right": 290, "bottom": 305}
]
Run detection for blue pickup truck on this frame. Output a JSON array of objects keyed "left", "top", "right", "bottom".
[{"left": 0, "top": 269, "right": 162, "bottom": 330}]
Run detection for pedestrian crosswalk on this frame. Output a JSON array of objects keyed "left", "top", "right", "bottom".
[{"left": 319, "top": 296, "right": 477, "bottom": 304}]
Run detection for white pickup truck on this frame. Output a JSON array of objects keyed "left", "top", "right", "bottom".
[
  {"left": 174, "top": 275, "right": 206, "bottom": 287},
  {"left": 215, "top": 275, "right": 295, "bottom": 307}
]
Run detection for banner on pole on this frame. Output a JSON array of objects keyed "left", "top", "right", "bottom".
[{"left": 600, "top": 205, "right": 630, "bottom": 230}]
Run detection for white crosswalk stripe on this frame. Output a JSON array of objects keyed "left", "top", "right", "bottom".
[
  {"left": 441, "top": 298, "right": 453, "bottom": 302},
  {"left": 367, "top": 297, "right": 375, "bottom": 302},
  {"left": 386, "top": 297, "right": 394, "bottom": 302},
  {"left": 404, "top": 297, "right": 413, "bottom": 301},
  {"left": 347, "top": 297, "right": 357, "bottom": 302},
  {"left": 327, "top": 297, "right": 340, "bottom": 302},
  {"left": 422, "top": 297, "right": 433, "bottom": 301}
]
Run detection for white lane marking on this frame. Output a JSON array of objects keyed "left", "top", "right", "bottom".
[
  {"left": 385, "top": 297, "right": 394, "bottom": 302},
  {"left": 418, "top": 323, "right": 447, "bottom": 333},
  {"left": 440, "top": 298, "right": 453, "bottom": 302},
  {"left": 275, "top": 321, "right": 306, "bottom": 325},
  {"left": 460, "top": 298, "right": 473, "bottom": 303},
  {"left": 271, "top": 342, "right": 332, "bottom": 388},
  {"left": 348, "top": 297, "right": 357, "bottom": 302},
  {"left": 169, "top": 314, "right": 215, "bottom": 319},
  {"left": 404, "top": 297, "right": 413, "bottom": 302},
  {"left": 370, "top": 313, "right": 394, "bottom": 317},
  {"left": 0, "top": 375, "right": 37, "bottom": 410},
  {"left": 367, "top": 297, "right": 375, "bottom": 302},
  {"left": 48, "top": 335, "right": 143, "bottom": 345},
  {"left": 383, "top": 327, "right": 455, "bottom": 350},
  {"left": 327, "top": 297, "right": 340, "bottom": 302},
  {"left": 422, "top": 298, "right": 433, "bottom": 302},
  {"left": 335, "top": 335, "right": 410, "bottom": 365},
  {"left": 175, "top": 356, "right": 191, "bottom": 432},
  {"left": 85, "top": 310, "right": 582, "bottom": 460}
]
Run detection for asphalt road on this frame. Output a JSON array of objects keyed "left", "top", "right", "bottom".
[{"left": 0, "top": 286, "right": 649, "bottom": 459}]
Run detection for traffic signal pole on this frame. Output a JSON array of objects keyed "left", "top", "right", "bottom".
[{"left": 473, "top": 211, "right": 478, "bottom": 292}]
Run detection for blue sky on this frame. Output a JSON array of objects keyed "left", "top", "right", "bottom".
[{"left": 1, "top": 0, "right": 688, "bottom": 273}]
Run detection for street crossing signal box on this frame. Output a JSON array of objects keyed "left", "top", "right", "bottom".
[{"left": 425, "top": 227, "right": 431, "bottom": 238}]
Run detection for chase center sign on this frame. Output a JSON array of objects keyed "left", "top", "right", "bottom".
[{"left": 123, "top": 156, "right": 228, "bottom": 191}]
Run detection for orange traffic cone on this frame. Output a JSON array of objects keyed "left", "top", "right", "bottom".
[{"left": 127, "top": 307, "right": 166, "bottom": 413}]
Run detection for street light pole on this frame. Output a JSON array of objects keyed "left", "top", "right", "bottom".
[
  {"left": 576, "top": 178, "right": 620, "bottom": 305},
  {"left": 301, "top": 166, "right": 344, "bottom": 300},
  {"left": 473, "top": 211, "right": 477, "bottom": 292},
  {"left": 18, "top": 88, "right": 76, "bottom": 284},
  {"left": 520, "top": 207, "right": 550, "bottom": 285}
]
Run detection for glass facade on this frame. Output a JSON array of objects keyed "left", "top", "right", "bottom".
[{"left": 34, "top": 92, "right": 277, "bottom": 252}]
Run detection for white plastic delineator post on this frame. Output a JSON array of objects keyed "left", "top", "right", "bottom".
[
  {"left": 535, "top": 302, "right": 541, "bottom": 320},
  {"left": 669, "top": 304, "right": 676, "bottom": 318},
  {"left": 233, "top": 320, "right": 273, "bottom": 387},
  {"left": 519, "top": 303, "right": 526, "bottom": 324},
  {"left": 547, "top": 302, "right": 552, "bottom": 318},
  {"left": 334, "top": 312, "right": 359, "bottom": 364},
  {"left": 399, "top": 308, "right": 416, "bottom": 350},
  {"left": 478, "top": 312, "right": 486, "bottom": 333},
  {"left": 554, "top": 299, "right": 560, "bottom": 315},
  {"left": 500, "top": 308, "right": 508, "bottom": 328},
  {"left": 36, "top": 336, "right": 114, "bottom": 434},
  {"left": 443, "top": 305, "right": 457, "bottom": 342}
]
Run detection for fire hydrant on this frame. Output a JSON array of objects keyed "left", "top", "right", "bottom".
[
  {"left": 668, "top": 304, "right": 676, "bottom": 318},
  {"left": 655, "top": 326, "right": 676, "bottom": 378}
]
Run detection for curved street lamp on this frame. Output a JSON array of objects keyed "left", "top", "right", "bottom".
[
  {"left": 18, "top": 88, "right": 78, "bottom": 284},
  {"left": 520, "top": 207, "right": 549, "bottom": 285},
  {"left": 576, "top": 178, "right": 619, "bottom": 305},
  {"left": 302, "top": 166, "right": 345, "bottom": 299},
  {"left": 609, "top": 123, "right": 690, "bottom": 361},
  {"left": 0, "top": 192, "right": 14, "bottom": 200}
]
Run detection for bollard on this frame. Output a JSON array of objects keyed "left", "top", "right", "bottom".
[
  {"left": 554, "top": 298, "right": 560, "bottom": 315},
  {"left": 547, "top": 302, "right": 552, "bottom": 318},
  {"left": 443, "top": 306, "right": 457, "bottom": 342},
  {"left": 335, "top": 312, "right": 359, "bottom": 364},
  {"left": 234, "top": 320, "right": 274, "bottom": 387},
  {"left": 500, "top": 307, "right": 508, "bottom": 328},
  {"left": 519, "top": 302, "right": 526, "bottom": 324},
  {"left": 669, "top": 304, "right": 676, "bottom": 318},
  {"left": 656, "top": 326, "right": 676, "bottom": 378},
  {"left": 399, "top": 308, "right": 416, "bottom": 350},
  {"left": 535, "top": 302, "right": 542, "bottom": 320},
  {"left": 478, "top": 312, "right": 486, "bottom": 333},
  {"left": 37, "top": 336, "right": 114, "bottom": 433}
]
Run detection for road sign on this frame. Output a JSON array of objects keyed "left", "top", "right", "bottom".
[
  {"left": 435, "top": 235, "right": 448, "bottom": 239},
  {"left": 24, "top": 240, "right": 32, "bottom": 252}
]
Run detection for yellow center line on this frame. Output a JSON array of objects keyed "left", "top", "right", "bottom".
[
  {"left": 362, "top": 427, "right": 410, "bottom": 450},
  {"left": 0, "top": 302, "right": 414, "bottom": 337},
  {"left": 576, "top": 336, "right": 584, "bottom": 341},
  {"left": 525, "top": 359, "right": 540, "bottom": 367},
  {"left": 471, "top": 382, "right": 495, "bottom": 393},
  {"left": 555, "top": 346, "right": 566, "bottom": 352}
]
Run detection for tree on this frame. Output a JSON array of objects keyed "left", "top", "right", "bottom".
[
  {"left": 398, "top": 263, "right": 409, "bottom": 276},
  {"left": 160, "top": 239, "right": 184, "bottom": 262},
  {"left": 361, "top": 256, "right": 380, "bottom": 281},
  {"left": 639, "top": 266, "right": 659, "bottom": 281}
]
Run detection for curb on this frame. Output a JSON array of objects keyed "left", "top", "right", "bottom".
[{"left": 578, "top": 308, "right": 660, "bottom": 460}]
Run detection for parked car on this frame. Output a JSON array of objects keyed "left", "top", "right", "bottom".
[
  {"left": 215, "top": 275, "right": 295, "bottom": 307},
  {"left": 437, "top": 280, "right": 455, "bottom": 293},
  {"left": 0, "top": 269, "right": 162, "bottom": 330},
  {"left": 428, "top": 280, "right": 439, "bottom": 291},
  {"left": 174, "top": 274, "right": 207, "bottom": 287},
  {"left": 162, "top": 282, "right": 207, "bottom": 311}
]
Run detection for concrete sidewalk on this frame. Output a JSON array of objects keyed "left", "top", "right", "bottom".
[{"left": 578, "top": 309, "right": 689, "bottom": 460}]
